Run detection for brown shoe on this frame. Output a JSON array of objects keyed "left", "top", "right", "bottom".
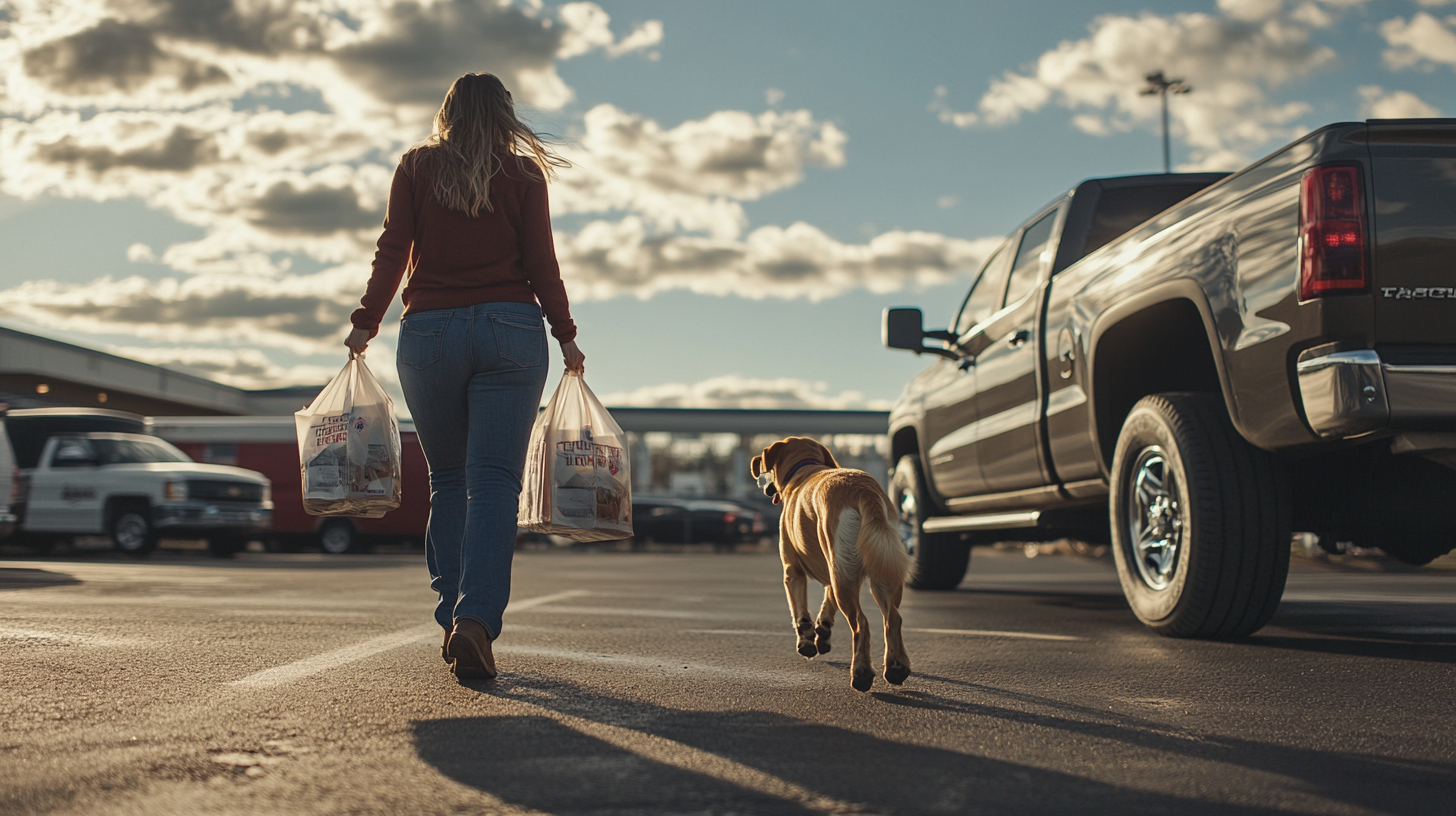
[
  {"left": 441, "top": 627, "right": 450, "bottom": 663},
  {"left": 447, "top": 619, "right": 497, "bottom": 680}
]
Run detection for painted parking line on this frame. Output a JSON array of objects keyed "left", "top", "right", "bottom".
[
  {"left": 230, "top": 589, "right": 590, "bottom": 689},
  {"left": 496, "top": 644, "right": 813, "bottom": 685},
  {"left": 687, "top": 629, "right": 781, "bottom": 636},
  {"left": 515, "top": 605, "right": 724, "bottom": 620},
  {"left": 908, "top": 627, "right": 1083, "bottom": 642},
  {"left": 687, "top": 627, "right": 1083, "bottom": 642}
]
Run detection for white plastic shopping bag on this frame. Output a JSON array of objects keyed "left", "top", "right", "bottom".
[
  {"left": 295, "top": 354, "right": 403, "bottom": 518},
  {"left": 518, "top": 371, "right": 633, "bottom": 541}
]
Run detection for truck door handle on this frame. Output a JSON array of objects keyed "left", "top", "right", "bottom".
[{"left": 1007, "top": 329, "right": 1031, "bottom": 349}]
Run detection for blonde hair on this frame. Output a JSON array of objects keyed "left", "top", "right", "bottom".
[{"left": 411, "top": 73, "right": 569, "bottom": 217}]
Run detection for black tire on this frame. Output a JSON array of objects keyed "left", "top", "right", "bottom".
[
  {"left": 109, "top": 505, "right": 157, "bottom": 557},
  {"left": 318, "top": 520, "right": 359, "bottom": 554},
  {"left": 1109, "top": 393, "right": 1290, "bottom": 639},
  {"left": 890, "top": 455, "right": 971, "bottom": 591}
]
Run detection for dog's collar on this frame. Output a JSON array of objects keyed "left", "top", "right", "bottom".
[
  {"left": 757, "top": 459, "right": 825, "bottom": 505},
  {"left": 782, "top": 460, "right": 823, "bottom": 484}
]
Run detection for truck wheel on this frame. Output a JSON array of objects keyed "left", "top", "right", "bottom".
[
  {"left": 319, "top": 520, "right": 358, "bottom": 555},
  {"left": 109, "top": 506, "right": 158, "bottom": 557},
  {"left": 1110, "top": 394, "right": 1290, "bottom": 639},
  {"left": 890, "top": 455, "right": 971, "bottom": 591}
]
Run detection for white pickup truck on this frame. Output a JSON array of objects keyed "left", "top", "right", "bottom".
[{"left": 18, "top": 432, "right": 273, "bottom": 556}]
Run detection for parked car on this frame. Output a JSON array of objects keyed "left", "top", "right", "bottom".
[
  {"left": 151, "top": 416, "right": 429, "bottom": 554},
  {"left": 6, "top": 409, "right": 272, "bottom": 556},
  {"left": 0, "top": 406, "right": 19, "bottom": 541},
  {"left": 630, "top": 495, "right": 767, "bottom": 549},
  {"left": 884, "top": 119, "right": 1456, "bottom": 638}
]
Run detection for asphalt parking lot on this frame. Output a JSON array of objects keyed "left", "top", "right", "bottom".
[{"left": 1, "top": 544, "right": 1453, "bottom": 815}]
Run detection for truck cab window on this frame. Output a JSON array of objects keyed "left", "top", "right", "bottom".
[
  {"left": 1078, "top": 183, "right": 1214, "bottom": 260},
  {"left": 51, "top": 439, "right": 97, "bottom": 468},
  {"left": 955, "top": 242, "right": 1013, "bottom": 336},
  {"left": 1005, "top": 210, "right": 1059, "bottom": 307},
  {"left": 92, "top": 438, "right": 193, "bottom": 465}
]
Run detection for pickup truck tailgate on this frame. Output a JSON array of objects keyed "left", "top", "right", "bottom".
[{"left": 1369, "top": 120, "right": 1456, "bottom": 346}]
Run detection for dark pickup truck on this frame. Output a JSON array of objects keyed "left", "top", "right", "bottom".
[{"left": 883, "top": 119, "right": 1456, "bottom": 638}]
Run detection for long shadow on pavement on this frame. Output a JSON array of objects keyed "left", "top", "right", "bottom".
[
  {"left": 890, "top": 673, "right": 1453, "bottom": 814},
  {"left": 409, "top": 671, "right": 1451, "bottom": 815},
  {"left": 0, "top": 567, "right": 80, "bottom": 590}
]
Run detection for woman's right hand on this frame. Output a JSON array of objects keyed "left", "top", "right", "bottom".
[
  {"left": 560, "top": 340, "right": 585, "bottom": 374},
  {"left": 344, "top": 326, "right": 372, "bottom": 356}
]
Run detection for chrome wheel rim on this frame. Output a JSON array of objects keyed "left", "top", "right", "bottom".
[
  {"left": 115, "top": 515, "right": 148, "bottom": 551},
  {"left": 1125, "top": 447, "right": 1183, "bottom": 591},
  {"left": 897, "top": 484, "right": 918, "bottom": 556},
  {"left": 321, "top": 525, "right": 351, "bottom": 554}
]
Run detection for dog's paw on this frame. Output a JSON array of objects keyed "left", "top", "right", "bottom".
[
  {"left": 884, "top": 661, "right": 911, "bottom": 686},
  {"left": 797, "top": 641, "right": 818, "bottom": 659}
]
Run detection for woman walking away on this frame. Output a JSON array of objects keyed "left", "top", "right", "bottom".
[{"left": 345, "top": 72, "right": 585, "bottom": 682}]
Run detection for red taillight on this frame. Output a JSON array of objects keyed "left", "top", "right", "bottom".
[
  {"left": 1299, "top": 163, "right": 1368, "bottom": 301},
  {"left": 722, "top": 512, "right": 738, "bottom": 525}
]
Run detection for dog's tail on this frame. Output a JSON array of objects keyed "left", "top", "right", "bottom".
[{"left": 833, "top": 483, "right": 914, "bottom": 588}]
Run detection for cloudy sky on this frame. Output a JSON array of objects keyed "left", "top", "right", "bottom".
[{"left": 1, "top": 0, "right": 1453, "bottom": 411}]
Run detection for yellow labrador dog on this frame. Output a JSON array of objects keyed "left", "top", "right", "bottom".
[{"left": 751, "top": 437, "right": 913, "bottom": 692}]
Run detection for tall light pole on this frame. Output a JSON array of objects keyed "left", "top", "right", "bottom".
[{"left": 1141, "top": 71, "right": 1191, "bottom": 173}]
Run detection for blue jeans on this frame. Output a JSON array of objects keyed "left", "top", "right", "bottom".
[{"left": 396, "top": 302, "right": 549, "bottom": 639}]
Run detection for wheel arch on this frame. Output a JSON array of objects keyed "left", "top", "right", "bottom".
[
  {"left": 889, "top": 426, "right": 920, "bottom": 469},
  {"left": 105, "top": 495, "right": 152, "bottom": 516},
  {"left": 889, "top": 424, "right": 946, "bottom": 513},
  {"left": 1087, "top": 282, "right": 1235, "bottom": 473}
]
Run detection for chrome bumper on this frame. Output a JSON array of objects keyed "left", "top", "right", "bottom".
[
  {"left": 1297, "top": 347, "right": 1456, "bottom": 438},
  {"left": 154, "top": 502, "right": 272, "bottom": 530}
]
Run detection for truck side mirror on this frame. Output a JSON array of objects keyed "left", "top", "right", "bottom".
[
  {"left": 883, "top": 308, "right": 927, "bottom": 351},
  {"left": 883, "top": 308, "right": 958, "bottom": 359}
]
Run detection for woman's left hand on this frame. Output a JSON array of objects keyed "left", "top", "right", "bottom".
[{"left": 344, "top": 327, "right": 372, "bottom": 356}]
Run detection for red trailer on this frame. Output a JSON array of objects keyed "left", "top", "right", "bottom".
[{"left": 150, "top": 416, "right": 429, "bottom": 554}]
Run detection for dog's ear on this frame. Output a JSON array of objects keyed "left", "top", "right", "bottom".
[
  {"left": 750, "top": 453, "right": 765, "bottom": 477},
  {"left": 812, "top": 439, "right": 840, "bottom": 469}
]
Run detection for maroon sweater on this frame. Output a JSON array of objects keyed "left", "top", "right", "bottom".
[{"left": 351, "top": 148, "right": 577, "bottom": 343}]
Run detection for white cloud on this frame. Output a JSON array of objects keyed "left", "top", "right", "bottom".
[
  {"left": 556, "top": 104, "right": 846, "bottom": 239},
  {"left": 937, "top": 195, "right": 958, "bottom": 209},
  {"left": 557, "top": 217, "right": 999, "bottom": 301},
  {"left": 1381, "top": 12, "right": 1456, "bottom": 71},
  {"left": 933, "top": 7, "right": 1337, "bottom": 168},
  {"left": 107, "top": 346, "right": 342, "bottom": 390},
  {"left": 596, "top": 375, "right": 892, "bottom": 410},
  {"left": 557, "top": 2, "right": 663, "bottom": 59},
  {"left": 1217, "top": 0, "right": 1286, "bottom": 24},
  {"left": 765, "top": 87, "right": 785, "bottom": 106},
  {"left": 1359, "top": 85, "right": 1441, "bottom": 118},
  {"left": 0, "top": 266, "right": 368, "bottom": 353}
]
